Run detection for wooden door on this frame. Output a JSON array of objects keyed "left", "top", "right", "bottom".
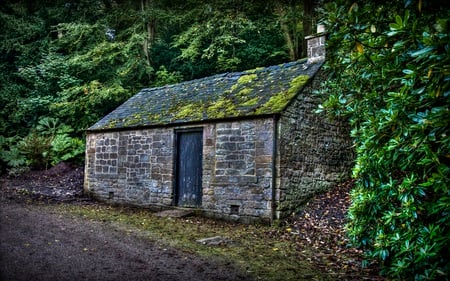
[{"left": 175, "top": 130, "right": 203, "bottom": 207}]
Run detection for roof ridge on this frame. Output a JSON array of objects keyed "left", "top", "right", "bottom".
[
  {"left": 88, "top": 58, "right": 322, "bottom": 131},
  {"left": 143, "top": 59, "right": 309, "bottom": 92}
]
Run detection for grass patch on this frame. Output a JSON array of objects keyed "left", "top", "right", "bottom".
[{"left": 54, "top": 203, "right": 333, "bottom": 280}]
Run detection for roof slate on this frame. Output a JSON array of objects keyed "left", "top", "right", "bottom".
[{"left": 88, "top": 58, "right": 323, "bottom": 131}]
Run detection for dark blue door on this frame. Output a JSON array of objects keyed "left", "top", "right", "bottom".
[{"left": 176, "top": 130, "right": 203, "bottom": 207}]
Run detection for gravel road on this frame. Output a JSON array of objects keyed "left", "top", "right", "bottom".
[{"left": 0, "top": 198, "right": 250, "bottom": 281}]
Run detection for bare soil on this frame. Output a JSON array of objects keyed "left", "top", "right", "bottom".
[
  {"left": 0, "top": 163, "right": 250, "bottom": 281},
  {"left": 0, "top": 162, "right": 382, "bottom": 280}
]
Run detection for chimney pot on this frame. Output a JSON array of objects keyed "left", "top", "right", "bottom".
[{"left": 317, "top": 24, "right": 326, "bottom": 33}]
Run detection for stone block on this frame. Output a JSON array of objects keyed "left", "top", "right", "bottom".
[
  {"left": 237, "top": 142, "right": 255, "bottom": 150},
  {"left": 255, "top": 155, "right": 272, "bottom": 164},
  {"left": 216, "top": 142, "right": 236, "bottom": 151}
]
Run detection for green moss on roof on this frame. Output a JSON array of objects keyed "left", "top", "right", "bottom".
[
  {"left": 173, "top": 102, "right": 203, "bottom": 120},
  {"left": 88, "top": 59, "right": 324, "bottom": 131},
  {"left": 256, "top": 75, "right": 309, "bottom": 114},
  {"left": 207, "top": 97, "right": 238, "bottom": 119},
  {"left": 237, "top": 73, "right": 257, "bottom": 84},
  {"left": 244, "top": 67, "right": 265, "bottom": 74}
]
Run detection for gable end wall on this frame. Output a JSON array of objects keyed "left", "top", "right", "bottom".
[{"left": 276, "top": 70, "right": 354, "bottom": 218}]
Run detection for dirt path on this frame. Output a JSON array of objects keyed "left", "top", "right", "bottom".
[
  {"left": 0, "top": 198, "right": 250, "bottom": 281},
  {"left": 0, "top": 163, "right": 383, "bottom": 280}
]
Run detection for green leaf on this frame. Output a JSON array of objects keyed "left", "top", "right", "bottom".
[
  {"left": 402, "top": 69, "right": 414, "bottom": 75},
  {"left": 410, "top": 46, "right": 435, "bottom": 58},
  {"left": 318, "top": 1, "right": 450, "bottom": 279}
]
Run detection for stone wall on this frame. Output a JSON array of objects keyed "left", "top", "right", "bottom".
[
  {"left": 84, "top": 129, "right": 174, "bottom": 207},
  {"left": 202, "top": 119, "right": 274, "bottom": 223},
  {"left": 276, "top": 70, "right": 354, "bottom": 217},
  {"left": 85, "top": 119, "right": 275, "bottom": 223}
]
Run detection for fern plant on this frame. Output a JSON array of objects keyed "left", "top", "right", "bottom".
[
  {"left": 18, "top": 130, "right": 53, "bottom": 169},
  {"left": 0, "top": 136, "right": 29, "bottom": 175},
  {"left": 51, "top": 134, "right": 85, "bottom": 165}
]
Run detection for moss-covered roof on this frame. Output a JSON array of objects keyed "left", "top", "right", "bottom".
[{"left": 88, "top": 59, "right": 323, "bottom": 131}]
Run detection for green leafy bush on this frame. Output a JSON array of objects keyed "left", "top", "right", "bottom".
[
  {"left": 0, "top": 136, "right": 29, "bottom": 175},
  {"left": 50, "top": 134, "right": 85, "bottom": 166},
  {"left": 318, "top": 1, "right": 449, "bottom": 279},
  {"left": 18, "top": 130, "right": 53, "bottom": 170},
  {"left": 0, "top": 118, "right": 85, "bottom": 173},
  {"left": 36, "top": 117, "right": 85, "bottom": 166}
]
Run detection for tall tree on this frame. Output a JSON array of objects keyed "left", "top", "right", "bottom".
[
  {"left": 0, "top": 0, "right": 303, "bottom": 171},
  {"left": 274, "top": 1, "right": 302, "bottom": 61},
  {"left": 172, "top": 0, "right": 288, "bottom": 76},
  {"left": 302, "top": 0, "right": 318, "bottom": 57}
]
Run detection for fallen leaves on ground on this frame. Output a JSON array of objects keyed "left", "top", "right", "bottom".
[{"left": 265, "top": 180, "right": 384, "bottom": 280}]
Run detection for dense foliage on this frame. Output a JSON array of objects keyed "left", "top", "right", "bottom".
[
  {"left": 0, "top": 0, "right": 313, "bottom": 173},
  {"left": 318, "top": 0, "right": 449, "bottom": 279},
  {"left": 5, "top": 1, "right": 448, "bottom": 279}
]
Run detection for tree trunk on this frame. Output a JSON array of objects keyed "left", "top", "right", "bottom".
[
  {"left": 275, "top": 2, "right": 300, "bottom": 61},
  {"left": 141, "top": 0, "right": 155, "bottom": 73},
  {"left": 280, "top": 22, "right": 296, "bottom": 61},
  {"left": 302, "top": 0, "right": 314, "bottom": 58}
]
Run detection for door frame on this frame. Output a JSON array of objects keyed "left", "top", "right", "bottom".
[{"left": 173, "top": 127, "right": 204, "bottom": 207}]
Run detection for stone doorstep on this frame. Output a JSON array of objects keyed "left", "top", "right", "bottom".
[
  {"left": 154, "top": 209, "right": 194, "bottom": 218},
  {"left": 196, "top": 236, "right": 232, "bottom": 246}
]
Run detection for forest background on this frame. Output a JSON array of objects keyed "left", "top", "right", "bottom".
[
  {"left": 0, "top": 0, "right": 316, "bottom": 170},
  {"left": 0, "top": 0, "right": 449, "bottom": 280}
]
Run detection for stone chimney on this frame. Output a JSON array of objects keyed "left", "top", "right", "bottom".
[{"left": 305, "top": 24, "right": 326, "bottom": 64}]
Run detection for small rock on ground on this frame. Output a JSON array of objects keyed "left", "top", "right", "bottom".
[{"left": 154, "top": 209, "right": 194, "bottom": 218}]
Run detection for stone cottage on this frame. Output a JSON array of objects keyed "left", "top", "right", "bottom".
[{"left": 84, "top": 31, "right": 354, "bottom": 223}]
